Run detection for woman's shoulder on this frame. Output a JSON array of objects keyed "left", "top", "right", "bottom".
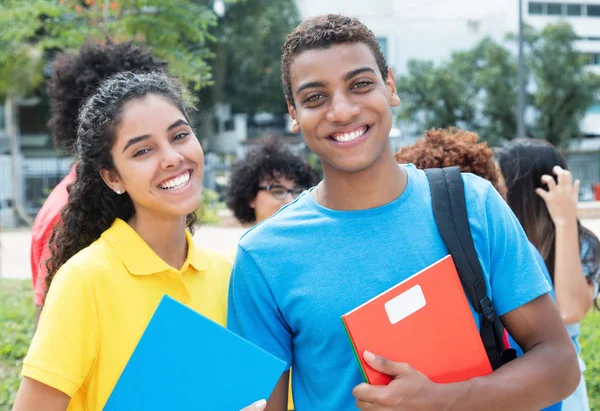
[{"left": 55, "top": 236, "right": 122, "bottom": 281}]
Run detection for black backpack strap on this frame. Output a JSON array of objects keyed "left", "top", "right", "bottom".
[{"left": 425, "top": 167, "right": 515, "bottom": 370}]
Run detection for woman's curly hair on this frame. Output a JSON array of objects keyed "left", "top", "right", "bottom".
[
  {"left": 225, "top": 137, "right": 319, "bottom": 224},
  {"left": 395, "top": 128, "right": 506, "bottom": 197},
  {"left": 47, "top": 40, "right": 167, "bottom": 153},
  {"left": 45, "top": 72, "right": 196, "bottom": 291}
]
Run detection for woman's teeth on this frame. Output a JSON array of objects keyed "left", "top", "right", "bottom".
[{"left": 159, "top": 171, "right": 190, "bottom": 190}]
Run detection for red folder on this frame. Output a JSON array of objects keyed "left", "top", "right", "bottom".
[{"left": 341, "top": 255, "right": 492, "bottom": 386}]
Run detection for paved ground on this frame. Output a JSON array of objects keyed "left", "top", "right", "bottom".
[
  {"left": 3, "top": 219, "right": 600, "bottom": 280},
  {"left": 0, "top": 225, "right": 248, "bottom": 280}
]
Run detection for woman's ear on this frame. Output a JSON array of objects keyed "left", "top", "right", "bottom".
[{"left": 99, "top": 168, "right": 125, "bottom": 195}]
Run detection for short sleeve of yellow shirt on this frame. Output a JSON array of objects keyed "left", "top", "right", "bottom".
[{"left": 22, "top": 219, "right": 232, "bottom": 411}]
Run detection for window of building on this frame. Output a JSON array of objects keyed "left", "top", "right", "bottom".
[
  {"left": 547, "top": 2, "right": 563, "bottom": 14},
  {"left": 529, "top": 2, "right": 544, "bottom": 14},
  {"left": 376, "top": 37, "right": 388, "bottom": 60},
  {"left": 587, "top": 4, "right": 600, "bottom": 16},
  {"left": 567, "top": 4, "right": 583, "bottom": 15},
  {"left": 585, "top": 53, "right": 600, "bottom": 65}
]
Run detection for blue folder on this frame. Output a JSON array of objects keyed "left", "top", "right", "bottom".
[{"left": 103, "top": 295, "right": 287, "bottom": 411}]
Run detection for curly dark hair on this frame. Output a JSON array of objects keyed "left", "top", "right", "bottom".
[
  {"left": 281, "top": 14, "right": 388, "bottom": 106},
  {"left": 225, "top": 137, "right": 319, "bottom": 224},
  {"left": 394, "top": 128, "right": 506, "bottom": 197},
  {"left": 45, "top": 72, "right": 196, "bottom": 291},
  {"left": 47, "top": 40, "right": 167, "bottom": 153}
]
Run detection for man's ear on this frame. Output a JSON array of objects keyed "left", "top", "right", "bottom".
[
  {"left": 99, "top": 168, "right": 125, "bottom": 195},
  {"left": 287, "top": 102, "right": 300, "bottom": 134},
  {"left": 385, "top": 67, "right": 401, "bottom": 107}
]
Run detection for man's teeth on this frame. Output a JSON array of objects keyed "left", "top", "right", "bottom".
[
  {"left": 332, "top": 127, "right": 367, "bottom": 142},
  {"left": 160, "top": 172, "right": 190, "bottom": 190}
]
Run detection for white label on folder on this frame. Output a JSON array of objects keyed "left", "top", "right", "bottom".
[{"left": 384, "top": 285, "right": 426, "bottom": 324}]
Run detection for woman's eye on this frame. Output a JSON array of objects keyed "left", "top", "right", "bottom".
[
  {"left": 133, "top": 148, "right": 150, "bottom": 158},
  {"left": 173, "top": 132, "right": 189, "bottom": 141}
]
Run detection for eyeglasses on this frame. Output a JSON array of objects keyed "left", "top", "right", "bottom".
[{"left": 257, "top": 185, "right": 307, "bottom": 200}]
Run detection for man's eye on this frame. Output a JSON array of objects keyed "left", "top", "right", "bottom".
[
  {"left": 353, "top": 81, "right": 373, "bottom": 89},
  {"left": 304, "top": 94, "right": 324, "bottom": 104}
]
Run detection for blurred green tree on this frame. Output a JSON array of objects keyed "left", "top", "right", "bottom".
[
  {"left": 0, "top": 0, "right": 219, "bottom": 223},
  {"left": 524, "top": 22, "right": 600, "bottom": 147},
  {"left": 201, "top": 0, "right": 300, "bottom": 115},
  {"left": 396, "top": 37, "right": 518, "bottom": 145}
]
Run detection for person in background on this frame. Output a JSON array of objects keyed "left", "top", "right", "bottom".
[
  {"left": 225, "top": 136, "right": 318, "bottom": 411},
  {"left": 498, "top": 138, "right": 600, "bottom": 411},
  {"left": 30, "top": 41, "right": 168, "bottom": 327},
  {"left": 13, "top": 72, "right": 266, "bottom": 411},
  {"left": 394, "top": 127, "right": 506, "bottom": 196},
  {"left": 395, "top": 127, "right": 562, "bottom": 411},
  {"left": 225, "top": 136, "right": 318, "bottom": 225}
]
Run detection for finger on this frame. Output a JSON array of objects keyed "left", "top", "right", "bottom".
[
  {"left": 353, "top": 382, "right": 393, "bottom": 405},
  {"left": 541, "top": 174, "right": 557, "bottom": 191},
  {"left": 241, "top": 399, "right": 266, "bottom": 411},
  {"left": 355, "top": 399, "right": 378, "bottom": 411},
  {"left": 363, "top": 351, "right": 412, "bottom": 378},
  {"left": 573, "top": 179, "right": 581, "bottom": 197},
  {"left": 553, "top": 166, "right": 572, "bottom": 187},
  {"left": 535, "top": 188, "right": 549, "bottom": 202}
]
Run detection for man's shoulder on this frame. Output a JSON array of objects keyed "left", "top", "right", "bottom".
[
  {"left": 460, "top": 172, "right": 495, "bottom": 212},
  {"left": 238, "top": 194, "right": 313, "bottom": 248}
]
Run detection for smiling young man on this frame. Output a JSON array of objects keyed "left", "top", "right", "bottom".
[{"left": 227, "top": 14, "right": 580, "bottom": 411}]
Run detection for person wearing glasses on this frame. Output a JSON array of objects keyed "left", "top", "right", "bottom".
[
  {"left": 225, "top": 136, "right": 319, "bottom": 225},
  {"left": 225, "top": 136, "right": 318, "bottom": 411}
]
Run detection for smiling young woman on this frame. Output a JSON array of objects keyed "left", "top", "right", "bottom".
[{"left": 12, "top": 72, "right": 265, "bottom": 411}]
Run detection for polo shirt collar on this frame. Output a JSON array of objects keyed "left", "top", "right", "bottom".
[{"left": 101, "top": 218, "right": 207, "bottom": 275}]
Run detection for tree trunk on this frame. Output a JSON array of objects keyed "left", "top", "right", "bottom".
[{"left": 6, "top": 94, "right": 33, "bottom": 226}]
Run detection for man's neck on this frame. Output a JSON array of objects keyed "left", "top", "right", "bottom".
[{"left": 315, "top": 149, "right": 407, "bottom": 211}]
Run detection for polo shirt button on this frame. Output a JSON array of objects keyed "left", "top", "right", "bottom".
[{"left": 182, "top": 296, "right": 190, "bottom": 304}]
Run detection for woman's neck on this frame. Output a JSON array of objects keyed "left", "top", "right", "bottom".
[{"left": 127, "top": 212, "right": 189, "bottom": 270}]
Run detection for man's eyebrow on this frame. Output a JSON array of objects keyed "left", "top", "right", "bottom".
[
  {"left": 123, "top": 134, "right": 150, "bottom": 153},
  {"left": 167, "top": 119, "right": 189, "bottom": 131},
  {"left": 296, "top": 81, "right": 327, "bottom": 96},
  {"left": 344, "top": 67, "right": 376, "bottom": 81}
]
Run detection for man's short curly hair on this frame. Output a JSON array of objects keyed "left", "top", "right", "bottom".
[
  {"left": 47, "top": 40, "right": 167, "bottom": 153},
  {"left": 395, "top": 128, "right": 506, "bottom": 197},
  {"left": 281, "top": 14, "right": 388, "bottom": 106},
  {"left": 226, "top": 137, "right": 319, "bottom": 224}
]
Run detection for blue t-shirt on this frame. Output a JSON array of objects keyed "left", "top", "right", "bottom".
[{"left": 228, "top": 164, "right": 551, "bottom": 410}]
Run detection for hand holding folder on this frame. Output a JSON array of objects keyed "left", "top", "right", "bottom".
[
  {"left": 103, "top": 295, "right": 286, "bottom": 411},
  {"left": 342, "top": 255, "right": 492, "bottom": 386}
]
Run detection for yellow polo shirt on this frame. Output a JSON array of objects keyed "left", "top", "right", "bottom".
[{"left": 22, "top": 218, "right": 231, "bottom": 411}]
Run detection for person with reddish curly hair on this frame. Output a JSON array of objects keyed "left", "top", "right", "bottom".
[
  {"left": 394, "top": 127, "right": 506, "bottom": 197},
  {"left": 30, "top": 40, "right": 167, "bottom": 325}
]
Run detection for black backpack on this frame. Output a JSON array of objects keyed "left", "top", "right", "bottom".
[{"left": 425, "top": 167, "right": 516, "bottom": 370}]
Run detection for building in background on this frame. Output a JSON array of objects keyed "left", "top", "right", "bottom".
[{"left": 294, "top": 0, "right": 600, "bottom": 140}]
